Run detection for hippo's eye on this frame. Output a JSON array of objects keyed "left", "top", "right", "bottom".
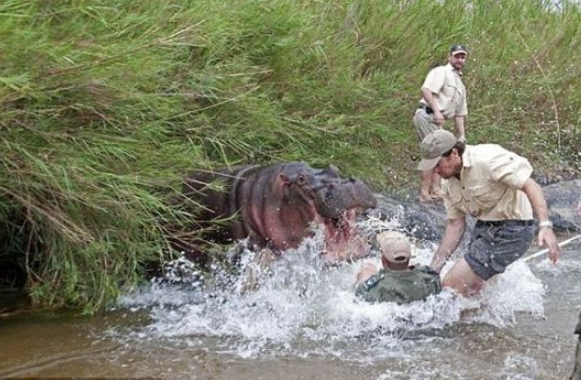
[{"left": 297, "top": 175, "right": 306, "bottom": 185}]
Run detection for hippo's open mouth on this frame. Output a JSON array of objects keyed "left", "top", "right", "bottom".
[{"left": 321, "top": 209, "right": 370, "bottom": 262}]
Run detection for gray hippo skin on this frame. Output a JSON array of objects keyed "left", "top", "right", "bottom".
[{"left": 172, "top": 162, "right": 377, "bottom": 264}]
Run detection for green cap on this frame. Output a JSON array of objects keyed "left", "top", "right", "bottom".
[{"left": 449, "top": 44, "right": 468, "bottom": 56}]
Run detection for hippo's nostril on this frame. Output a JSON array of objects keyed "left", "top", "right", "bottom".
[{"left": 296, "top": 174, "right": 309, "bottom": 186}]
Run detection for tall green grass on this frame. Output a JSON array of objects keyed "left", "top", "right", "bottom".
[{"left": 0, "top": 0, "right": 580, "bottom": 311}]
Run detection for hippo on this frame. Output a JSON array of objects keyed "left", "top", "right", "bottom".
[{"left": 171, "top": 162, "right": 378, "bottom": 264}]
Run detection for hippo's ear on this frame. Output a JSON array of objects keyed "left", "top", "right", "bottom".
[{"left": 325, "top": 165, "right": 340, "bottom": 176}]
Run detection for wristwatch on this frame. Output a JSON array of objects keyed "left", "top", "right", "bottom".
[{"left": 539, "top": 220, "right": 553, "bottom": 228}]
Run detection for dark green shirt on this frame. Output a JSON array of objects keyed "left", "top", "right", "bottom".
[{"left": 355, "top": 265, "right": 441, "bottom": 304}]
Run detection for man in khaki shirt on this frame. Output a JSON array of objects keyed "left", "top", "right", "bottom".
[
  {"left": 413, "top": 44, "right": 468, "bottom": 202},
  {"left": 416, "top": 130, "right": 560, "bottom": 296}
]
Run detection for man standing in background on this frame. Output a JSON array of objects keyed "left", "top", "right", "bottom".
[{"left": 413, "top": 44, "right": 468, "bottom": 202}]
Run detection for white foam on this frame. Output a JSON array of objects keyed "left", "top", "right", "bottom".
[{"left": 116, "top": 216, "right": 548, "bottom": 360}]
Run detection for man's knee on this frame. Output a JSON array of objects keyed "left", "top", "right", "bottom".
[
  {"left": 442, "top": 277, "right": 482, "bottom": 297},
  {"left": 442, "top": 258, "right": 485, "bottom": 296}
]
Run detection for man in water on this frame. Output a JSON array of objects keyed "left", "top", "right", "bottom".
[
  {"left": 416, "top": 129, "right": 560, "bottom": 296},
  {"left": 355, "top": 231, "right": 441, "bottom": 304}
]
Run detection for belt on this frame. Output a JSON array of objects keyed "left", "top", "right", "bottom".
[
  {"left": 418, "top": 103, "right": 434, "bottom": 114},
  {"left": 476, "top": 219, "right": 535, "bottom": 227}
]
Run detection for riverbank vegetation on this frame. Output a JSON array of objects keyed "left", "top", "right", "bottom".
[{"left": 1, "top": 0, "right": 580, "bottom": 312}]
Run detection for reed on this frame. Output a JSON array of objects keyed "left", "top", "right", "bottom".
[{"left": 0, "top": 0, "right": 579, "bottom": 310}]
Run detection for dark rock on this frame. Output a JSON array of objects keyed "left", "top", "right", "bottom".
[
  {"left": 543, "top": 179, "right": 581, "bottom": 233},
  {"left": 369, "top": 194, "right": 447, "bottom": 242},
  {"left": 374, "top": 179, "right": 581, "bottom": 242}
]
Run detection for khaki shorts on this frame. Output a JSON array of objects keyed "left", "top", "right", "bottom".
[
  {"left": 464, "top": 220, "right": 535, "bottom": 280},
  {"left": 412, "top": 108, "right": 439, "bottom": 143}
]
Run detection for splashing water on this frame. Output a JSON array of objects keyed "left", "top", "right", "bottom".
[{"left": 116, "top": 216, "right": 547, "bottom": 361}]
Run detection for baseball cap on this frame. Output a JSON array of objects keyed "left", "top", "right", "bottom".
[
  {"left": 416, "top": 129, "right": 457, "bottom": 171},
  {"left": 376, "top": 231, "right": 411, "bottom": 263},
  {"left": 449, "top": 44, "right": 468, "bottom": 56}
]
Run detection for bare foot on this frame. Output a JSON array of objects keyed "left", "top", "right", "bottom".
[
  {"left": 419, "top": 191, "right": 435, "bottom": 203},
  {"left": 430, "top": 187, "right": 445, "bottom": 199}
]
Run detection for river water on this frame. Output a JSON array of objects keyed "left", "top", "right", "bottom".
[{"left": 1, "top": 218, "right": 580, "bottom": 380}]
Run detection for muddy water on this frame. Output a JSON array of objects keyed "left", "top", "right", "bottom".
[{"left": 1, "top": 229, "right": 580, "bottom": 380}]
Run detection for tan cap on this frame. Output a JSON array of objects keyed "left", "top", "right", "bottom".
[
  {"left": 416, "top": 130, "right": 457, "bottom": 171},
  {"left": 376, "top": 231, "right": 411, "bottom": 263}
]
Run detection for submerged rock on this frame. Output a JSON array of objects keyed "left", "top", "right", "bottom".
[{"left": 541, "top": 179, "right": 581, "bottom": 233}]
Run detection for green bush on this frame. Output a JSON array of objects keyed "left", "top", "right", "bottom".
[{"left": 0, "top": 0, "right": 580, "bottom": 311}]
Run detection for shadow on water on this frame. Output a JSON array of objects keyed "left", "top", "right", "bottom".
[{"left": 1, "top": 221, "right": 580, "bottom": 380}]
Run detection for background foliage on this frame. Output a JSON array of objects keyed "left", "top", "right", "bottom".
[{"left": 1, "top": 0, "right": 580, "bottom": 311}]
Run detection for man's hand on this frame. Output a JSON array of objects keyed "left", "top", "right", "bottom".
[
  {"left": 434, "top": 110, "right": 445, "bottom": 126},
  {"left": 457, "top": 135, "right": 466, "bottom": 150},
  {"left": 355, "top": 262, "right": 378, "bottom": 286},
  {"left": 430, "top": 217, "right": 467, "bottom": 273},
  {"left": 521, "top": 178, "right": 560, "bottom": 263},
  {"left": 537, "top": 226, "right": 560, "bottom": 263}
]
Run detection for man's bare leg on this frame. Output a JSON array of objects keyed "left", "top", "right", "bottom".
[
  {"left": 419, "top": 170, "right": 434, "bottom": 202},
  {"left": 430, "top": 171, "right": 444, "bottom": 199},
  {"left": 441, "top": 257, "right": 485, "bottom": 297}
]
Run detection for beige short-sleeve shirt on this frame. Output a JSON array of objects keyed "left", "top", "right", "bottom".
[
  {"left": 420, "top": 63, "right": 468, "bottom": 119},
  {"left": 442, "top": 144, "right": 534, "bottom": 221}
]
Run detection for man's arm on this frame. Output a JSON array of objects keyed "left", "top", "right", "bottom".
[
  {"left": 453, "top": 115, "right": 466, "bottom": 143},
  {"left": 355, "top": 263, "right": 378, "bottom": 287},
  {"left": 521, "top": 178, "right": 560, "bottom": 263},
  {"left": 430, "top": 217, "right": 467, "bottom": 273},
  {"left": 421, "top": 87, "right": 445, "bottom": 126}
]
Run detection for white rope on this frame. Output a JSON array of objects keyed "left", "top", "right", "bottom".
[{"left": 522, "top": 233, "right": 581, "bottom": 262}]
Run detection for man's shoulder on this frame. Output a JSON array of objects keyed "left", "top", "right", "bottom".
[
  {"left": 411, "top": 266, "right": 442, "bottom": 291},
  {"left": 382, "top": 267, "right": 439, "bottom": 282},
  {"left": 470, "top": 143, "right": 505, "bottom": 152},
  {"left": 356, "top": 271, "right": 385, "bottom": 293},
  {"left": 466, "top": 144, "right": 509, "bottom": 162},
  {"left": 411, "top": 265, "right": 441, "bottom": 280},
  {"left": 357, "top": 270, "right": 406, "bottom": 292},
  {"left": 427, "top": 65, "right": 448, "bottom": 75},
  {"left": 412, "top": 264, "right": 439, "bottom": 275},
  {"left": 356, "top": 267, "right": 442, "bottom": 304}
]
